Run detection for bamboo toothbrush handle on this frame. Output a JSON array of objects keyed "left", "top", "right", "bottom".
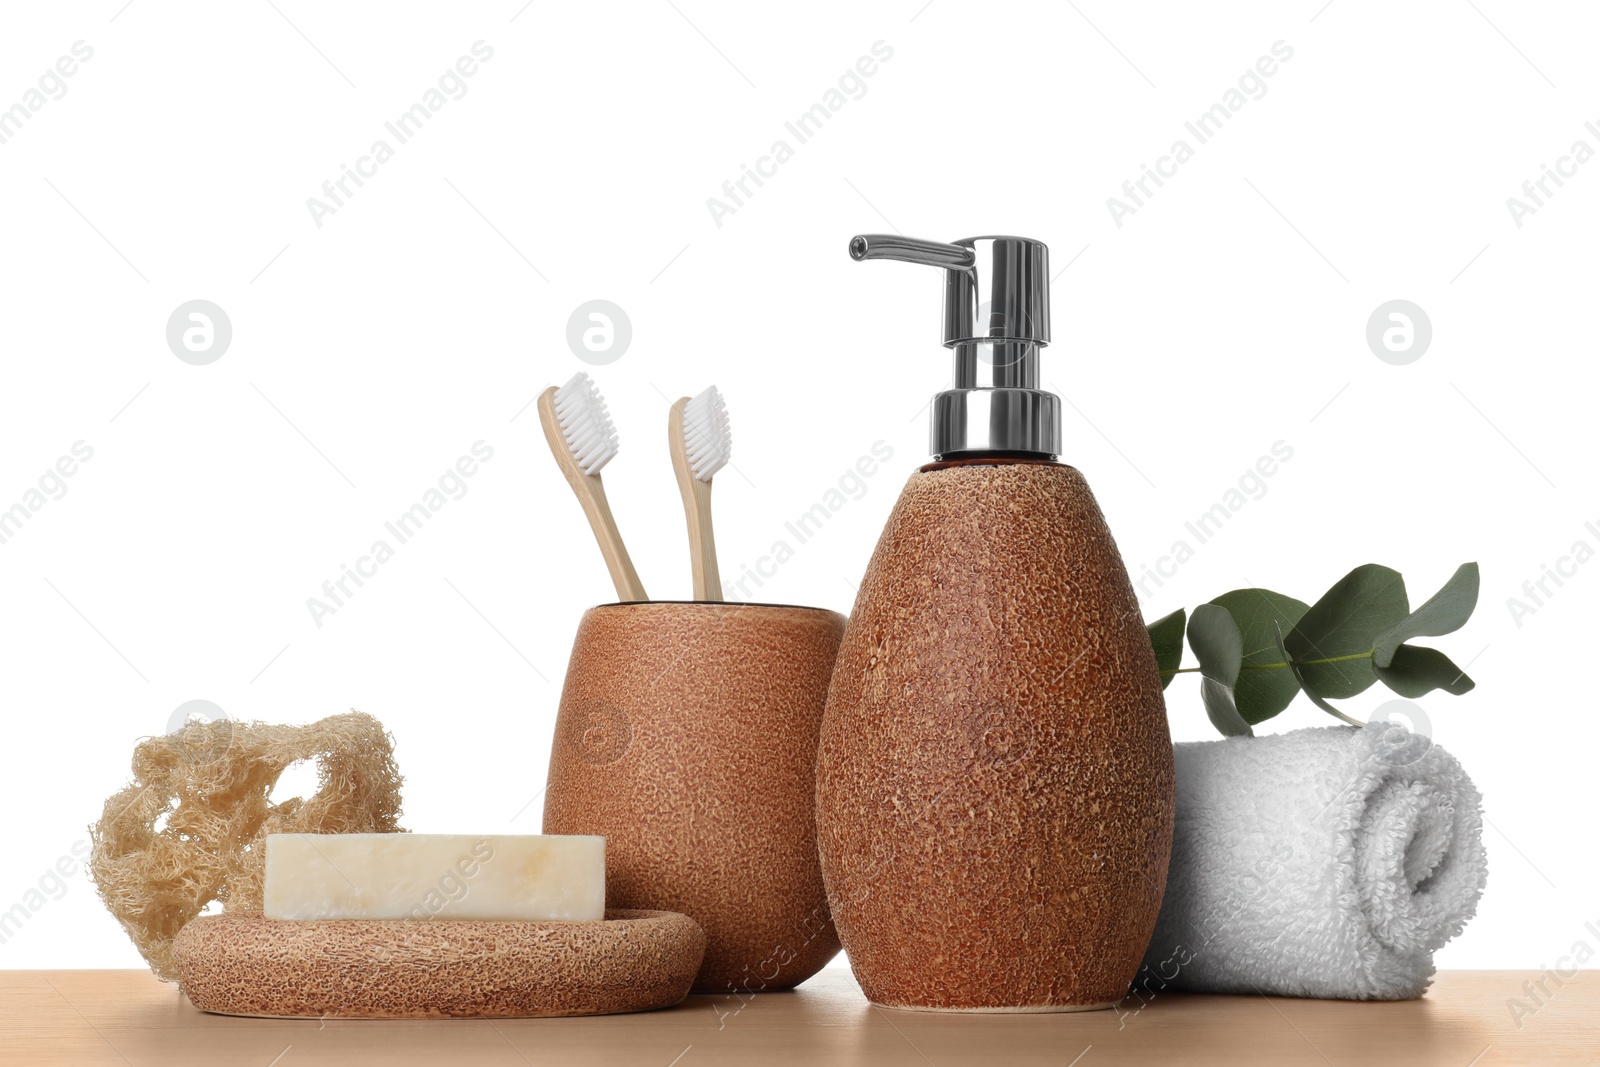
[
  {"left": 537, "top": 388, "right": 648, "bottom": 602},
  {"left": 669, "top": 397, "right": 722, "bottom": 601}
]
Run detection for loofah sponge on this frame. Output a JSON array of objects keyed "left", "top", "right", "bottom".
[{"left": 88, "top": 711, "right": 404, "bottom": 980}]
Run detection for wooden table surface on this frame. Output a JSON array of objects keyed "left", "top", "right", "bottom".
[{"left": 1, "top": 969, "right": 1593, "bottom": 1066}]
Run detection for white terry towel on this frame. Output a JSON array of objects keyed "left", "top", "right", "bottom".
[{"left": 1138, "top": 723, "right": 1487, "bottom": 1000}]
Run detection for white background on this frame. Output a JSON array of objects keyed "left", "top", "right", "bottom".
[{"left": 0, "top": 0, "right": 1594, "bottom": 977}]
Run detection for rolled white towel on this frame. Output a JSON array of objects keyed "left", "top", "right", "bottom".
[{"left": 1137, "top": 722, "right": 1487, "bottom": 1001}]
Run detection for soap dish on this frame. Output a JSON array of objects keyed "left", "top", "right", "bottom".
[{"left": 172, "top": 909, "right": 705, "bottom": 1019}]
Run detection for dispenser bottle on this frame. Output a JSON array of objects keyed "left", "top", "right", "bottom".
[{"left": 816, "top": 235, "right": 1175, "bottom": 1012}]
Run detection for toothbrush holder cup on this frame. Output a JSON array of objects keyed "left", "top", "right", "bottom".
[{"left": 542, "top": 601, "right": 846, "bottom": 993}]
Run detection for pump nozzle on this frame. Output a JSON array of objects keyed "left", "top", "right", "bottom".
[
  {"left": 849, "top": 233, "right": 1061, "bottom": 459},
  {"left": 848, "top": 234, "right": 974, "bottom": 270}
]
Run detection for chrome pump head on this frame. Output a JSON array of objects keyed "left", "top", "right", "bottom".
[{"left": 849, "top": 234, "right": 1061, "bottom": 459}]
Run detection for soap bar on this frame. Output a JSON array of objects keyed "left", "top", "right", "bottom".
[{"left": 263, "top": 833, "right": 605, "bottom": 921}]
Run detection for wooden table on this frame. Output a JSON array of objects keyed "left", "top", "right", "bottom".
[{"left": 1, "top": 969, "right": 1593, "bottom": 1065}]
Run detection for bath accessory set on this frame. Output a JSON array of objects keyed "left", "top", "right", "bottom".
[{"left": 80, "top": 231, "right": 1490, "bottom": 1028}]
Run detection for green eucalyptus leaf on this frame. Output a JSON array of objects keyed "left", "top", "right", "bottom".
[
  {"left": 1285, "top": 564, "right": 1410, "bottom": 699},
  {"left": 1187, "top": 603, "right": 1252, "bottom": 737},
  {"left": 1272, "top": 620, "right": 1365, "bottom": 727},
  {"left": 1375, "top": 643, "right": 1477, "bottom": 698},
  {"left": 1147, "top": 608, "right": 1187, "bottom": 691},
  {"left": 1209, "top": 588, "right": 1310, "bottom": 725},
  {"left": 1372, "top": 563, "right": 1480, "bottom": 668}
]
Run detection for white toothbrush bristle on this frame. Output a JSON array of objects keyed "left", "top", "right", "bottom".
[
  {"left": 553, "top": 372, "right": 619, "bottom": 475},
  {"left": 682, "top": 385, "right": 732, "bottom": 481}
]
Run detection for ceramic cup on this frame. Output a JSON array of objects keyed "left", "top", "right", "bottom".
[{"left": 542, "top": 601, "right": 846, "bottom": 994}]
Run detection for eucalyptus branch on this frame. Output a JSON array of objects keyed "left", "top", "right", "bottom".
[{"left": 1147, "top": 562, "right": 1480, "bottom": 738}]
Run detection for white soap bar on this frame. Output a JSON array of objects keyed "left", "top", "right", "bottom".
[{"left": 263, "top": 833, "right": 605, "bottom": 922}]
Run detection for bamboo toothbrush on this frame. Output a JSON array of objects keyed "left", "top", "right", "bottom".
[
  {"left": 538, "top": 372, "right": 648, "bottom": 602},
  {"left": 668, "top": 385, "right": 732, "bottom": 601}
]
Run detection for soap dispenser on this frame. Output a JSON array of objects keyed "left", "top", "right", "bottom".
[{"left": 816, "top": 235, "right": 1175, "bottom": 1012}]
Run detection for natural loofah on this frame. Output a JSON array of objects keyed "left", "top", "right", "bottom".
[{"left": 88, "top": 711, "right": 404, "bottom": 980}]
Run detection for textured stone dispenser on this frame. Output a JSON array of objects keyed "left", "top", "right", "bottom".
[{"left": 816, "top": 235, "right": 1176, "bottom": 1012}]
